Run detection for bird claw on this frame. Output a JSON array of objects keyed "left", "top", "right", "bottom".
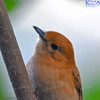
[{"left": 33, "top": 88, "right": 38, "bottom": 97}]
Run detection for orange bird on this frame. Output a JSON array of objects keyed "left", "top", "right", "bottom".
[{"left": 26, "top": 26, "right": 82, "bottom": 100}]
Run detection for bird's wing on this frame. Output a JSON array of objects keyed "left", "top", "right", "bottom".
[
  {"left": 26, "top": 58, "right": 36, "bottom": 89},
  {"left": 26, "top": 62, "right": 32, "bottom": 80},
  {"left": 26, "top": 57, "right": 34, "bottom": 82},
  {"left": 72, "top": 67, "right": 82, "bottom": 100}
]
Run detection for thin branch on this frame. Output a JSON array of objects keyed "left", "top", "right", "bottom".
[{"left": 0, "top": 0, "right": 37, "bottom": 100}]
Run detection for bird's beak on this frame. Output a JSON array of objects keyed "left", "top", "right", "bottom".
[{"left": 33, "top": 26, "right": 47, "bottom": 43}]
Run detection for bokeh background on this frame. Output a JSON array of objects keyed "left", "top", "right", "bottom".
[{"left": 0, "top": 0, "right": 100, "bottom": 100}]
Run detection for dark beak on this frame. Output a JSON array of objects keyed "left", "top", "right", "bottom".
[{"left": 33, "top": 26, "right": 47, "bottom": 43}]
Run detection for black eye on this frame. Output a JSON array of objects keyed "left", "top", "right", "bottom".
[{"left": 51, "top": 44, "right": 59, "bottom": 50}]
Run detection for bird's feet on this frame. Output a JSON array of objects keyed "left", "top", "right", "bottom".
[{"left": 33, "top": 88, "right": 38, "bottom": 97}]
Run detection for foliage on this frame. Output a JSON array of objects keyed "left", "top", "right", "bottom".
[
  {"left": 83, "top": 81, "right": 100, "bottom": 100},
  {"left": 0, "top": 78, "right": 4, "bottom": 98},
  {"left": 4, "top": 0, "right": 18, "bottom": 12}
]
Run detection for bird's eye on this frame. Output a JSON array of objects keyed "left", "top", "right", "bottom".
[{"left": 51, "top": 44, "right": 59, "bottom": 50}]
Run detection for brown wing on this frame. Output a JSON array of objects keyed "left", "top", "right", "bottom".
[{"left": 72, "top": 67, "right": 83, "bottom": 100}]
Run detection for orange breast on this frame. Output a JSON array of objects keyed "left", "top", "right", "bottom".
[{"left": 34, "top": 63, "right": 79, "bottom": 100}]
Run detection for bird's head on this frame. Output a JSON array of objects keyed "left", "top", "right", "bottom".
[{"left": 33, "top": 26, "right": 75, "bottom": 65}]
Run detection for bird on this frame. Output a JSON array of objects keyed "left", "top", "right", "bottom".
[{"left": 26, "top": 26, "right": 82, "bottom": 100}]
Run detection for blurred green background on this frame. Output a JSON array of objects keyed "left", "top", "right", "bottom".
[
  {"left": 0, "top": 0, "right": 100, "bottom": 100},
  {"left": 4, "top": 0, "right": 18, "bottom": 12}
]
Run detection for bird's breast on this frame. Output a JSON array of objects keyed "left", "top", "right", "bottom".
[{"left": 32, "top": 63, "right": 78, "bottom": 100}]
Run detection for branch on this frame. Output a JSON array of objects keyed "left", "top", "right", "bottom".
[{"left": 0, "top": 0, "right": 37, "bottom": 100}]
